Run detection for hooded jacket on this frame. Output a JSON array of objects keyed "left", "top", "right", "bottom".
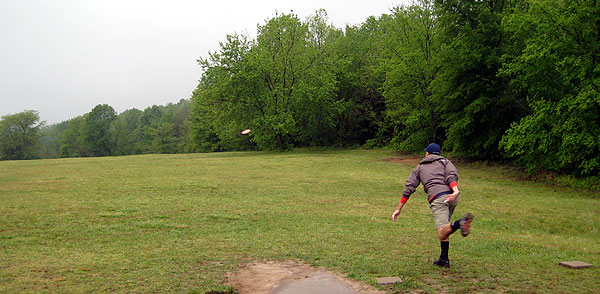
[{"left": 402, "top": 155, "right": 458, "bottom": 203}]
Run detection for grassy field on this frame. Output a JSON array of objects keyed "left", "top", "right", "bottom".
[{"left": 0, "top": 149, "right": 598, "bottom": 293}]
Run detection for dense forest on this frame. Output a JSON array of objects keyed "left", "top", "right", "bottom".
[{"left": 1, "top": 0, "right": 598, "bottom": 178}]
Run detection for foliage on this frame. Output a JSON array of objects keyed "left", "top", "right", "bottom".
[
  {"left": 379, "top": 0, "right": 444, "bottom": 152},
  {"left": 40, "top": 120, "right": 70, "bottom": 158},
  {"left": 60, "top": 115, "right": 88, "bottom": 157},
  {"left": 0, "top": 110, "right": 43, "bottom": 160},
  {"left": 433, "top": 0, "right": 528, "bottom": 158},
  {"left": 111, "top": 108, "right": 142, "bottom": 156},
  {"left": 149, "top": 121, "right": 178, "bottom": 154},
  {"left": 334, "top": 17, "right": 388, "bottom": 147},
  {"left": 58, "top": 104, "right": 118, "bottom": 158},
  {"left": 84, "top": 104, "right": 117, "bottom": 157},
  {"left": 190, "top": 11, "right": 343, "bottom": 150},
  {"left": 499, "top": 0, "right": 600, "bottom": 176},
  {"left": 189, "top": 33, "right": 256, "bottom": 151},
  {"left": 38, "top": 100, "right": 190, "bottom": 158},
  {"left": 186, "top": 92, "right": 223, "bottom": 153}
]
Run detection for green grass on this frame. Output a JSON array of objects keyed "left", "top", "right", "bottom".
[{"left": 1, "top": 149, "right": 598, "bottom": 293}]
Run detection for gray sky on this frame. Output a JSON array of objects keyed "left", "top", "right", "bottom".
[{"left": 1, "top": 0, "right": 407, "bottom": 125}]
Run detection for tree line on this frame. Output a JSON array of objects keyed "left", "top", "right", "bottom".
[
  {"left": 36, "top": 100, "right": 191, "bottom": 158},
  {"left": 1, "top": 0, "right": 598, "bottom": 177}
]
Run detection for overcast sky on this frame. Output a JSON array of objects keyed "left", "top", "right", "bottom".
[{"left": 1, "top": 0, "right": 408, "bottom": 125}]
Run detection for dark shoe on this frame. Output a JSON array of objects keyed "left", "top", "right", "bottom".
[
  {"left": 460, "top": 213, "right": 474, "bottom": 237},
  {"left": 433, "top": 258, "right": 450, "bottom": 268}
]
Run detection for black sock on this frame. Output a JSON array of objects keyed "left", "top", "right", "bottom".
[
  {"left": 440, "top": 241, "right": 449, "bottom": 260},
  {"left": 451, "top": 220, "right": 461, "bottom": 232}
]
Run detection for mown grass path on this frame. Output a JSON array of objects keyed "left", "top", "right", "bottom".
[{"left": 1, "top": 150, "right": 598, "bottom": 293}]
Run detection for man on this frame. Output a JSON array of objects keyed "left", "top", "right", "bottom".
[{"left": 391, "top": 143, "right": 473, "bottom": 268}]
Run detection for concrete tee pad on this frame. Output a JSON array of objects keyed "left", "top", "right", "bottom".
[
  {"left": 375, "top": 277, "right": 403, "bottom": 285},
  {"left": 559, "top": 261, "right": 593, "bottom": 269}
]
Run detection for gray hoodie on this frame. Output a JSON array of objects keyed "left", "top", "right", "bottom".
[{"left": 402, "top": 155, "right": 458, "bottom": 202}]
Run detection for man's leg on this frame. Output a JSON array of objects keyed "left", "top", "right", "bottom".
[
  {"left": 437, "top": 224, "right": 453, "bottom": 241},
  {"left": 432, "top": 224, "right": 451, "bottom": 268},
  {"left": 438, "top": 213, "right": 474, "bottom": 240},
  {"left": 433, "top": 213, "right": 474, "bottom": 267},
  {"left": 431, "top": 196, "right": 475, "bottom": 268},
  {"left": 431, "top": 197, "right": 454, "bottom": 268}
]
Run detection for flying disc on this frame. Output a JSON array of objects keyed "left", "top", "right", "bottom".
[{"left": 241, "top": 129, "right": 251, "bottom": 135}]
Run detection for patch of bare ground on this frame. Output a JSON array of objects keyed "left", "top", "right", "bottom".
[
  {"left": 225, "top": 261, "right": 385, "bottom": 294},
  {"left": 382, "top": 157, "right": 421, "bottom": 166}
]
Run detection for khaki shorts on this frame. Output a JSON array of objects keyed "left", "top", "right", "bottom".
[{"left": 429, "top": 194, "right": 459, "bottom": 229}]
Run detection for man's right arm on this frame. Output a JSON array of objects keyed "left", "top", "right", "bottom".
[
  {"left": 392, "top": 166, "right": 420, "bottom": 221},
  {"left": 402, "top": 166, "right": 420, "bottom": 201},
  {"left": 392, "top": 202, "right": 404, "bottom": 221}
]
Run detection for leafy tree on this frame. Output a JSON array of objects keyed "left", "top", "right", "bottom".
[
  {"left": 380, "top": 0, "right": 443, "bottom": 151},
  {"left": 0, "top": 110, "right": 44, "bottom": 160},
  {"left": 117, "top": 101, "right": 190, "bottom": 155},
  {"left": 134, "top": 105, "right": 163, "bottom": 154},
  {"left": 292, "top": 9, "right": 344, "bottom": 146},
  {"left": 111, "top": 108, "right": 142, "bottom": 156},
  {"left": 433, "top": 0, "right": 527, "bottom": 158},
  {"left": 161, "top": 99, "right": 190, "bottom": 152},
  {"left": 193, "top": 32, "right": 256, "bottom": 151},
  {"left": 333, "top": 17, "right": 387, "bottom": 147},
  {"left": 247, "top": 12, "right": 330, "bottom": 149},
  {"left": 187, "top": 91, "right": 224, "bottom": 152},
  {"left": 84, "top": 104, "right": 117, "bottom": 157},
  {"left": 500, "top": 0, "right": 600, "bottom": 175},
  {"left": 40, "top": 120, "right": 70, "bottom": 158},
  {"left": 191, "top": 11, "right": 341, "bottom": 150},
  {"left": 60, "top": 115, "right": 88, "bottom": 157},
  {"left": 150, "top": 121, "right": 178, "bottom": 154}
]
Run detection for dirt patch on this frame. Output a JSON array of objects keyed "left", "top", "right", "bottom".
[
  {"left": 225, "top": 261, "right": 385, "bottom": 294},
  {"left": 383, "top": 157, "right": 421, "bottom": 166}
]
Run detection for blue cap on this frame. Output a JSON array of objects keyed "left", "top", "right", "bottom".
[{"left": 425, "top": 143, "right": 441, "bottom": 154}]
